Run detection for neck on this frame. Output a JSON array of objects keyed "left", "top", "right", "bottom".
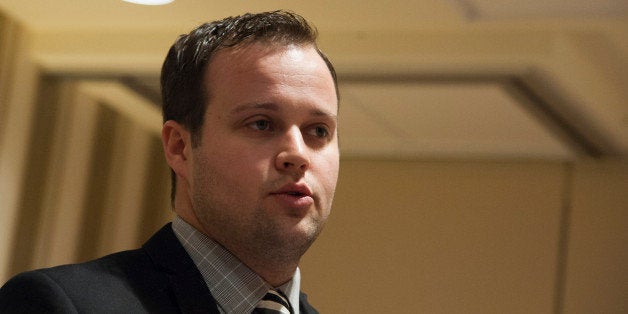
[
  {"left": 175, "top": 210, "right": 301, "bottom": 287},
  {"left": 173, "top": 191, "right": 306, "bottom": 287},
  {"left": 242, "top": 256, "right": 299, "bottom": 287},
  {"left": 226, "top": 242, "right": 300, "bottom": 287}
]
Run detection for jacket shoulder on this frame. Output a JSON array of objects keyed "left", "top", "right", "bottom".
[
  {"left": 0, "top": 270, "right": 77, "bottom": 313},
  {"left": 0, "top": 224, "right": 183, "bottom": 313},
  {"left": 0, "top": 248, "right": 166, "bottom": 313}
]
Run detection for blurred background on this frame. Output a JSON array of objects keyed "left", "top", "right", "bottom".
[{"left": 0, "top": 1, "right": 626, "bottom": 313}]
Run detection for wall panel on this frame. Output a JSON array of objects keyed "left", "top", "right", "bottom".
[
  {"left": 563, "top": 160, "right": 628, "bottom": 313},
  {"left": 301, "top": 160, "right": 567, "bottom": 313}
]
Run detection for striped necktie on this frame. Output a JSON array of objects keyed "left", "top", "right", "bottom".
[{"left": 252, "top": 289, "right": 294, "bottom": 314}]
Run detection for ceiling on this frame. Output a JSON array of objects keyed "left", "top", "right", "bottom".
[{"left": 1, "top": 0, "right": 627, "bottom": 160}]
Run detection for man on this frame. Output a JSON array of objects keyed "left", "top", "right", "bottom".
[{"left": 0, "top": 10, "right": 338, "bottom": 313}]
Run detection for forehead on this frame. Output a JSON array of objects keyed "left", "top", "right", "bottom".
[
  {"left": 207, "top": 42, "right": 322, "bottom": 79},
  {"left": 203, "top": 42, "right": 337, "bottom": 108}
]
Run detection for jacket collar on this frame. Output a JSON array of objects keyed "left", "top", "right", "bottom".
[{"left": 142, "top": 223, "right": 220, "bottom": 314}]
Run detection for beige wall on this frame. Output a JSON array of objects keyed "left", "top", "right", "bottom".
[
  {"left": 304, "top": 160, "right": 565, "bottom": 313},
  {"left": 301, "top": 159, "right": 627, "bottom": 313},
  {"left": 563, "top": 161, "right": 628, "bottom": 313}
]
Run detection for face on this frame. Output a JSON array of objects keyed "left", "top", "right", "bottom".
[{"left": 188, "top": 43, "right": 339, "bottom": 263}]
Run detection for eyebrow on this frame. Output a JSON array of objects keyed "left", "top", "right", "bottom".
[
  {"left": 230, "top": 102, "right": 337, "bottom": 120},
  {"left": 231, "top": 102, "right": 279, "bottom": 115}
]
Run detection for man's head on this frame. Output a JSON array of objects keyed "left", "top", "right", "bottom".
[
  {"left": 161, "top": 11, "right": 338, "bottom": 203},
  {"left": 160, "top": 11, "right": 339, "bottom": 285}
]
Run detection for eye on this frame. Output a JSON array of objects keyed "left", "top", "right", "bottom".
[
  {"left": 248, "top": 119, "right": 273, "bottom": 131},
  {"left": 309, "top": 125, "right": 330, "bottom": 138}
]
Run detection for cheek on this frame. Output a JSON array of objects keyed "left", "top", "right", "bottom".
[
  {"left": 317, "top": 155, "right": 340, "bottom": 193},
  {"left": 218, "top": 149, "right": 272, "bottom": 185}
]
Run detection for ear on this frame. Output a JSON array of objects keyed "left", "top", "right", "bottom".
[{"left": 162, "top": 120, "right": 192, "bottom": 183}]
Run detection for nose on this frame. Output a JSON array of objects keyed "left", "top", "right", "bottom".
[{"left": 275, "top": 126, "right": 310, "bottom": 174}]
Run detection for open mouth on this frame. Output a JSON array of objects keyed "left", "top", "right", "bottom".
[
  {"left": 270, "top": 183, "right": 314, "bottom": 209},
  {"left": 272, "top": 183, "right": 312, "bottom": 198},
  {"left": 286, "top": 191, "right": 305, "bottom": 197}
]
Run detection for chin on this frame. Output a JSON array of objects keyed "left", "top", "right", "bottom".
[{"left": 292, "top": 218, "right": 324, "bottom": 244}]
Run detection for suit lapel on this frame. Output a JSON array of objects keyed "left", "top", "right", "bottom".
[{"left": 143, "top": 224, "right": 220, "bottom": 314}]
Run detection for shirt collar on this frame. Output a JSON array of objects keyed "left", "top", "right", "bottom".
[
  {"left": 172, "top": 216, "right": 301, "bottom": 313},
  {"left": 281, "top": 266, "right": 301, "bottom": 313}
]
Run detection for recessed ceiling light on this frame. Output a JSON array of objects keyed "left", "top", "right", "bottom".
[{"left": 122, "top": 0, "right": 174, "bottom": 5}]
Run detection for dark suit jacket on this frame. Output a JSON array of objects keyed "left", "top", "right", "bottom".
[{"left": 0, "top": 224, "right": 318, "bottom": 313}]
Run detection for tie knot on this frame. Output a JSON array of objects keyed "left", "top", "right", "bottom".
[{"left": 252, "top": 289, "right": 293, "bottom": 314}]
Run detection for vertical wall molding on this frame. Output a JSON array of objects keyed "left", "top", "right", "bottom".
[
  {"left": 552, "top": 162, "right": 575, "bottom": 314},
  {"left": 0, "top": 15, "right": 40, "bottom": 282}
]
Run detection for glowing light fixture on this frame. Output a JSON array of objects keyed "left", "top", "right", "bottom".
[{"left": 122, "top": 0, "right": 174, "bottom": 5}]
